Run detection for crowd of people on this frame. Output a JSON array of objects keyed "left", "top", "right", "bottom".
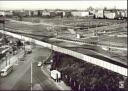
[{"left": 51, "top": 51, "right": 127, "bottom": 91}]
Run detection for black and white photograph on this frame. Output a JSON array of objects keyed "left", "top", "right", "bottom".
[{"left": 0, "top": 0, "right": 127, "bottom": 90}]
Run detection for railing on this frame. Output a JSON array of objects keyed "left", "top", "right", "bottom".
[{"left": 0, "top": 30, "right": 127, "bottom": 76}]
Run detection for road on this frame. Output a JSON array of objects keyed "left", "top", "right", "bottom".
[{"left": 0, "top": 47, "right": 61, "bottom": 90}]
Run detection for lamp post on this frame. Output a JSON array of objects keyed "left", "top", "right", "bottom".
[{"left": 30, "top": 61, "right": 33, "bottom": 91}]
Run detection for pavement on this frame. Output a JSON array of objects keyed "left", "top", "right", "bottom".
[{"left": 41, "top": 64, "right": 71, "bottom": 90}]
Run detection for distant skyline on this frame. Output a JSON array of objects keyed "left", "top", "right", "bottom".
[{"left": 0, "top": 1, "right": 127, "bottom": 10}]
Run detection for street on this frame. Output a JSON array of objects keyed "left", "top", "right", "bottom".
[{"left": 0, "top": 47, "right": 61, "bottom": 90}]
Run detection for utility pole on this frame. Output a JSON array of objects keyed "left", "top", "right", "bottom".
[
  {"left": 109, "top": 37, "right": 111, "bottom": 54},
  {"left": 30, "top": 61, "right": 32, "bottom": 90}
]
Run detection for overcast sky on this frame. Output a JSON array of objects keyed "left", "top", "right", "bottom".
[{"left": 0, "top": 0, "right": 127, "bottom": 10}]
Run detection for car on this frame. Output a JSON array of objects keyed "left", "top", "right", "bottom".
[
  {"left": 20, "top": 57, "right": 24, "bottom": 61},
  {"left": 37, "top": 62, "right": 42, "bottom": 67},
  {"left": 26, "top": 50, "right": 32, "bottom": 54}
]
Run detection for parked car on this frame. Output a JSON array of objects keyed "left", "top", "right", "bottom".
[{"left": 37, "top": 62, "right": 42, "bottom": 67}]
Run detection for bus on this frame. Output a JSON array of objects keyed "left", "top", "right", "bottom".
[{"left": 0, "top": 65, "right": 13, "bottom": 77}]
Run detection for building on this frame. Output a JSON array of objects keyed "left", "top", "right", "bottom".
[
  {"left": 64, "top": 11, "right": 72, "bottom": 17},
  {"left": 50, "top": 11, "right": 56, "bottom": 17},
  {"left": 104, "top": 11, "right": 116, "bottom": 19},
  {"left": 41, "top": 11, "right": 50, "bottom": 16},
  {"left": 94, "top": 9, "right": 104, "bottom": 18},
  {"left": 5, "top": 11, "right": 13, "bottom": 17},
  {"left": 31, "top": 10, "right": 38, "bottom": 16},
  {"left": 120, "top": 10, "right": 127, "bottom": 19},
  {"left": 0, "top": 11, "right": 13, "bottom": 17},
  {"left": 55, "top": 11, "right": 64, "bottom": 18},
  {"left": 124, "top": 10, "right": 127, "bottom": 18},
  {"left": 71, "top": 11, "right": 89, "bottom": 17},
  {"left": 38, "top": 10, "right": 43, "bottom": 16},
  {"left": 0, "top": 11, "right": 5, "bottom": 16}
]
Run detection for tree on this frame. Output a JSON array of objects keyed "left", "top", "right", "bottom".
[
  {"left": 104, "top": 7, "right": 107, "bottom": 10},
  {"left": 3, "top": 36, "right": 9, "bottom": 44},
  {"left": 0, "top": 20, "right": 5, "bottom": 24},
  {"left": 87, "top": 6, "right": 94, "bottom": 11},
  {"left": 17, "top": 40, "right": 23, "bottom": 47}
]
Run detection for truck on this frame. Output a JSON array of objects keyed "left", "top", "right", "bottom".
[{"left": 50, "top": 70, "right": 61, "bottom": 82}]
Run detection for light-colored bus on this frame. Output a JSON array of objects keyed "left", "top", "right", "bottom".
[{"left": 0, "top": 65, "right": 13, "bottom": 77}]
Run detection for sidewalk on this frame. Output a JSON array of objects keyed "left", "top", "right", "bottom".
[
  {"left": 41, "top": 65, "right": 71, "bottom": 90},
  {"left": 0, "top": 48, "right": 25, "bottom": 70}
]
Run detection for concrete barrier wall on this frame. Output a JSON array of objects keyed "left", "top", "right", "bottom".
[{"left": 0, "top": 30, "right": 127, "bottom": 76}]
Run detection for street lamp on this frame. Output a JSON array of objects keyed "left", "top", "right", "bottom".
[
  {"left": 28, "top": 60, "right": 33, "bottom": 91},
  {"left": 30, "top": 61, "right": 33, "bottom": 91}
]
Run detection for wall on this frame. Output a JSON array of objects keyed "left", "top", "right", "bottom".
[
  {"left": 0, "top": 30, "right": 127, "bottom": 76},
  {"left": 71, "top": 11, "right": 89, "bottom": 17}
]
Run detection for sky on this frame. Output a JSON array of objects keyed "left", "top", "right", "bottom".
[{"left": 0, "top": 0, "right": 127, "bottom": 10}]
